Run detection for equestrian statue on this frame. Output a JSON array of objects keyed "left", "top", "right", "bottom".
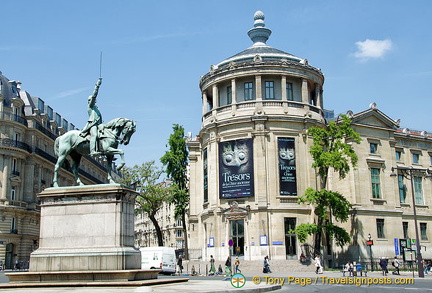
[{"left": 53, "top": 78, "right": 136, "bottom": 187}]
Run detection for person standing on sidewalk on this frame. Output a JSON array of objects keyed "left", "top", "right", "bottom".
[
  {"left": 234, "top": 256, "right": 241, "bottom": 273},
  {"left": 209, "top": 255, "right": 216, "bottom": 275}
]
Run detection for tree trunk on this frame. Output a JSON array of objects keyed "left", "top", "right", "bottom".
[
  {"left": 314, "top": 216, "right": 323, "bottom": 254},
  {"left": 181, "top": 211, "right": 189, "bottom": 260},
  {"left": 149, "top": 214, "right": 164, "bottom": 246}
]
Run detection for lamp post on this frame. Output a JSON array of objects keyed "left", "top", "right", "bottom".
[
  {"left": 390, "top": 166, "right": 429, "bottom": 278},
  {"left": 366, "top": 233, "right": 374, "bottom": 271}
]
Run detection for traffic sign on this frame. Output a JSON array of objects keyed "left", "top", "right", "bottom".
[{"left": 228, "top": 239, "right": 234, "bottom": 247}]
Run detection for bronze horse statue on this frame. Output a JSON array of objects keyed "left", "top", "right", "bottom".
[{"left": 53, "top": 117, "right": 136, "bottom": 187}]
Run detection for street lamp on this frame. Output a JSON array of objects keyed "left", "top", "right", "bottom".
[{"left": 390, "top": 166, "right": 430, "bottom": 278}]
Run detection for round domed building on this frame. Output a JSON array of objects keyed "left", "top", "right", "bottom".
[
  {"left": 187, "top": 11, "right": 432, "bottom": 267},
  {"left": 187, "top": 11, "right": 327, "bottom": 262}
]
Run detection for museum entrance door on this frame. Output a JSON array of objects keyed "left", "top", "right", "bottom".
[
  {"left": 285, "top": 218, "right": 297, "bottom": 260},
  {"left": 230, "top": 220, "right": 244, "bottom": 258}
]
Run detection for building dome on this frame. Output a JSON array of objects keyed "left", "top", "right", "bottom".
[
  {"left": 199, "top": 11, "right": 325, "bottom": 129},
  {"left": 215, "top": 11, "right": 314, "bottom": 70}
]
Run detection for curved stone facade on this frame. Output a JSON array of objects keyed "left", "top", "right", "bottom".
[{"left": 187, "top": 12, "right": 432, "bottom": 268}]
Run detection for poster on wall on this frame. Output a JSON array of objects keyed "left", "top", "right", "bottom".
[
  {"left": 278, "top": 137, "right": 297, "bottom": 196},
  {"left": 219, "top": 138, "right": 254, "bottom": 199},
  {"left": 203, "top": 148, "right": 208, "bottom": 202}
]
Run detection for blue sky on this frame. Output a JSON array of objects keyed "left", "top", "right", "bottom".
[{"left": 2, "top": 0, "right": 432, "bottom": 168}]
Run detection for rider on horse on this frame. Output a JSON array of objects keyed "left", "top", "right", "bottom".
[{"left": 80, "top": 78, "right": 103, "bottom": 156}]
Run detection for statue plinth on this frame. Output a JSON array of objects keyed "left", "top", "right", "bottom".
[{"left": 29, "top": 184, "right": 140, "bottom": 272}]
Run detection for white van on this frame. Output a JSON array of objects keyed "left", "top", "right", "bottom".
[{"left": 140, "top": 247, "right": 176, "bottom": 274}]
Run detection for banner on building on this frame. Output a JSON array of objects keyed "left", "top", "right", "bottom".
[
  {"left": 219, "top": 138, "right": 254, "bottom": 199},
  {"left": 278, "top": 137, "right": 297, "bottom": 196},
  {"left": 203, "top": 148, "right": 208, "bottom": 202}
]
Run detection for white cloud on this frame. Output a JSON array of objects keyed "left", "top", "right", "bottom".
[
  {"left": 52, "top": 87, "right": 91, "bottom": 100},
  {"left": 354, "top": 39, "right": 393, "bottom": 60}
]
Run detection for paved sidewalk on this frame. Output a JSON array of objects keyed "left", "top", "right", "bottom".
[{"left": 1, "top": 269, "right": 431, "bottom": 293}]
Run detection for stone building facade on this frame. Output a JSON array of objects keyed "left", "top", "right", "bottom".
[
  {"left": 0, "top": 71, "right": 112, "bottom": 269},
  {"left": 187, "top": 11, "right": 432, "bottom": 267},
  {"left": 134, "top": 179, "right": 186, "bottom": 251}
]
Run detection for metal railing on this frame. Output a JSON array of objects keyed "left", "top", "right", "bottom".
[
  {"left": 0, "top": 112, "right": 28, "bottom": 127},
  {"left": 0, "top": 138, "right": 31, "bottom": 153}
]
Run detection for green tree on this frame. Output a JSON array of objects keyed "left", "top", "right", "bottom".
[
  {"left": 121, "top": 161, "right": 171, "bottom": 247},
  {"left": 293, "top": 114, "right": 361, "bottom": 253},
  {"left": 160, "top": 124, "right": 189, "bottom": 258}
]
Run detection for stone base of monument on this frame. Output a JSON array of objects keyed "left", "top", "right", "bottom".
[{"left": 5, "top": 184, "right": 172, "bottom": 285}]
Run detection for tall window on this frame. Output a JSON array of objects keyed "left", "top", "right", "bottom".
[
  {"left": 398, "top": 175, "right": 406, "bottom": 203},
  {"left": 413, "top": 153, "right": 420, "bottom": 164},
  {"left": 264, "top": 81, "right": 274, "bottom": 99},
  {"left": 62, "top": 119, "right": 69, "bottom": 130},
  {"left": 11, "top": 188, "right": 16, "bottom": 201},
  {"left": 370, "top": 143, "right": 378, "bottom": 154},
  {"left": 244, "top": 82, "right": 253, "bottom": 100},
  {"left": 11, "top": 217, "right": 17, "bottom": 233},
  {"left": 402, "top": 222, "right": 409, "bottom": 239},
  {"left": 371, "top": 168, "right": 381, "bottom": 198},
  {"left": 376, "top": 219, "right": 385, "bottom": 238},
  {"left": 414, "top": 176, "right": 423, "bottom": 205},
  {"left": 37, "top": 98, "right": 45, "bottom": 113},
  {"left": 286, "top": 82, "right": 293, "bottom": 101},
  {"left": 396, "top": 150, "right": 402, "bottom": 161},
  {"left": 420, "top": 223, "right": 428, "bottom": 240},
  {"left": 227, "top": 86, "right": 232, "bottom": 105}
]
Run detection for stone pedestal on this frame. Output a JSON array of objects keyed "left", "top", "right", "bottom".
[{"left": 29, "top": 184, "right": 141, "bottom": 272}]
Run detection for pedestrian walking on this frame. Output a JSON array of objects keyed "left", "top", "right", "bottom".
[
  {"left": 209, "top": 255, "right": 216, "bottom": 275},
  {"left": 234, "top": 256, "right": 241, "bottom": 273},
  {"left": 392, "top": 256, "right": 400, "bottom": 275},
  {"left": 263, "top": 256, "right": 272, "bottom": 273},
  {"left": 177, "top": 255, "right": 183, "bottom": 274},
  {"left": 314, "top": 254, "right": 322, "bottom": 274},
  {"left": 225, "top": 256, "right": 232, "bottom": 277},
  {"left": 379, "top": 257, "right": 388, "bottom": 276}
]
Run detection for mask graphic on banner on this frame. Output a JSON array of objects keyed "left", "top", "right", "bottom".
[{"left": 219, "top": 139, "right": 254, "bottom": 199}]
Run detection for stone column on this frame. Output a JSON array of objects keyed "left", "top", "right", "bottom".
[
  {"left": 281, "top": 76, "right": 289, "bottom": 113},
  {"left": 255, "top": 75, "right": 263, "bottom": 113},
  {"left": 202, "top": 91, "right": 208, "bottom": 115},
  {"left": 212, "top": 84, "right": 219, "bottom": 108},
  {"left": 1, "top": 156, "right": 9, "bottom": 199},
  {"left": 281, "top": 76, "right": 287, "bottom": 100},
  {"left": 231, "top": 79, "right": 237, "bottom": 114},
  {"left": 315, "top": 84, "right": 322, "bottom": 109},
  {"left": 255, "top": 75, "right": 262, "bottom": 101},
  {"left": 301, "top": 78, "right": 309, "bottom": 104}
]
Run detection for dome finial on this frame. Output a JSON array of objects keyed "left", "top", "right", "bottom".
[{"left": 248, "top": 11, "right": 272, "bottom": 45}]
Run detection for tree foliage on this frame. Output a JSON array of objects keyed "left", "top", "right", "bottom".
[
  {"left": 309, "top": 114, "right": 361, "bottom": 188},
  {"left": 121, "top": 161, "right": 171, "bottom": 246},
  {"left": 160, "top": 124, "right": 189, "bottom": 257},
  {"left": 293, "top": 114, "right": 361, "bottom": 251}
]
